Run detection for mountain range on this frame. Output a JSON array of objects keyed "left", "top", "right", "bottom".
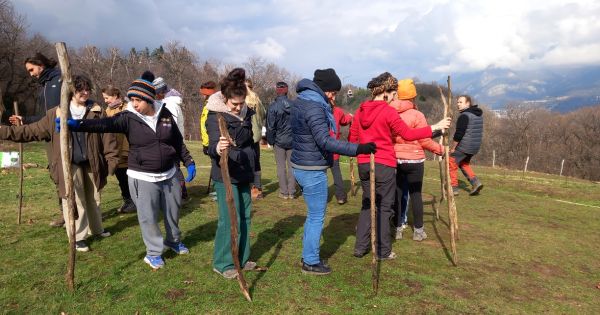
[{"left": 448, "top": 66, "right": 600, "bottom": 112}]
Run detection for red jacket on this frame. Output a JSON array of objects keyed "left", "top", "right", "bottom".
[
  {"left": 348, "top": 100, "right": 432, "bottom": 168},
  {"left": 330, "top": 106, "right": 353, "bottom": 160},
  {"left": 390, "top": 100, "right": 443, "bottom": 160}
]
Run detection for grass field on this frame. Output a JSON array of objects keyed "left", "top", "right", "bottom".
[{"left": 1, "top": 141, "right": 599, "bottom": 314}]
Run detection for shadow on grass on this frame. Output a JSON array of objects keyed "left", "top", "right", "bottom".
[
  {"left": 321, "top": 212, "right": 359, "bottom": 260},
  {"left": 248, "top": 214, "right": 305, "bottom": 294},
  {"left": 184, "top": 220, "right": 218, "bottom": 250}
]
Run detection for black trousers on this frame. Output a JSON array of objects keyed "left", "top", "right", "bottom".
[
  {"left": 114, "top": 167, "right": 131, "bottom": 200},
  {"left": 330, "top": 159, "right": 347, "bottom": 201},
  {"left": 395, "top": 162, "right": 425, "bottom": 229},
  {"left": 355, "top": 163, "right": 396, "bottom": 257}
]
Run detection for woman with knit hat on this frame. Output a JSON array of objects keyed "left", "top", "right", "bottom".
[
  {"left": 205, "top": 68, "right": 257, "bottom": 279},
  {"left": 390, "top": 79, "right": 444, "bottom": 241},
  {"left": 348, "top": 72, "right": 450, "bottom": 259},
  {"left": 58, "top": 71, "right": 196, "bottom": 269}
]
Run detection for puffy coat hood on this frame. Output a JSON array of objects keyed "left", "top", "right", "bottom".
[
  {"left": 296, "top": 79, "right": 327, "bottom": 103},
  {"left": 462, "top": 105, "right": 483, "bottom": 116},
  {"left": 206, "top": 91, "right": 248, "bottom": 120},
  {"left": 358, "top": 100, "right": 388, "bottom": 129},
  {"left": 389, "top": 99, "right": 415, "bottom": 113}
]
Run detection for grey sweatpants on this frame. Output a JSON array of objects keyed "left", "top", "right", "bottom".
[
  {"left": 274, "top": 145, "right": 296, "bottom": 195},
  {"left": 129, "top": 175, "right": 182, "bottom": 256}
]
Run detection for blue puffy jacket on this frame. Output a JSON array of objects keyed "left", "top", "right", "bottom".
[{"left": 290, "top": 79, "right": 358, "bottom": 170}]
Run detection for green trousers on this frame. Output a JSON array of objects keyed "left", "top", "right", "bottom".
[{"left": 213, "top": 181, "right": 252, "bottom": 272}]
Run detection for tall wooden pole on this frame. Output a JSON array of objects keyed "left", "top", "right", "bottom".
[
  {"left": 370, "top": 153, "right": 379, "bottom": 293},
  {"left": 447, "top": 76, "right": 459, "bottom": 241},
  {"left": 13, "top": 101, "right": 24, "bottom": 224},
  {"left": 56, "top": 42, "right": 77, "bottom": 290},
  {"left": 217, "top": 114, "right": 252, "bottom": 302}
]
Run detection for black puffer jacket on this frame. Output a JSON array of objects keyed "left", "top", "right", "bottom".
[
  {"left": 77, "top": 102, "right": 194, "bottom": 173},
  {"left": 453, "top": 105, "right": 484, "bottom": 155},
  {"left": 266, "top": 95, "right": 292, "bottom": 149},
  {"left": 26, "top": 68, "right": 62, "bottom": 124}
]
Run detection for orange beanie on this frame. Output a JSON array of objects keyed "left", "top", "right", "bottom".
[{"left": 397, "top": 79, "right": 417, "bottom": 100}]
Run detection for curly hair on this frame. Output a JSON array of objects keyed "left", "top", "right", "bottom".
[
  {"left": 221, "top": 68, "right": 247, "bottom": 100},
  {"left": 367, "top": 72, "right": 398, "bottom": 98}
]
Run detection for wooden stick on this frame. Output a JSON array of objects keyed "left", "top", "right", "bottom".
[
  {"left": 438, "top": 83, "right": 458, "bottom": 265},
  {"left": 217, "top": 114, "right": 252, "bottom": 302},
  {"left": 56, "top": 42, "right": 77, "bottom": 290},
  {"left": 13, "top": 101, "right": 24, "bottom": 224},
  {"left": 437, "top": 136, "right": 446, "bottom": 204},
  {"left": 206, "top": 176, "right": 212, "bottom": 194},
  {"left": 349, "top": 157, "right": 357, "bottom": 197},
  {"left": 447, "top": 76, "right": 459, "bottom": 241},
  {"left": 370, "top": 153, "right": 378, "bottom": 293}
]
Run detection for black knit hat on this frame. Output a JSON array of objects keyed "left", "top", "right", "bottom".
[
  {"left": 313, "top": 68, "right": 341, "bottom": 92},
  {"left": 127, "top": 71, "right": 156, "bottom": 103}
]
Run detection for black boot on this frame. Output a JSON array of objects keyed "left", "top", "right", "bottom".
[{"left": 469, "top": 177, "right": 483, "bottom": 196}]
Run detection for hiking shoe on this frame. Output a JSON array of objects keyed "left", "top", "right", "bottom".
[
  {"left": 213, "top": 268, "right": 238, "bottom": 279},
  {"left": 165, "top": 242, "right": 189, "bottom": 255},
  {"left": 353, "top": 250, "right": 368, "bottom": 258},
  {"left": 452, "top": 186, "right": 460, "bottom": 196},
  {"left": 377, "top": 252, "right": 397, "bottom": 261},
  {"left": 98, "top": 230, "right": 111, "bottom": 238},
  {"left": 278, "top": 193, "right": 289, "bottom": 200},
  {"left": 469, "top": 177, "right": 483, "bottom": 196},
  {"left": 118, "top": 199, "right": 136, "bottom": 213},
  {"left": 301, "top": 260, "right": 332, "bottom": 275},
  {"left": 144, "top": 255, "right": 165, "bottom": 269},
  {"left": 395, "top": 227, "right": 404, "bottom": 240},
  {"left": 49, "top": 216, "right": 65, "bottom": 228},
  {"left": 243, "top": 261, "right": 257, "bottom": 271},
  {"left": 413, "top": 229, "right": 428, "bottom": 241},
  {"left": 75, "top": 241, "right": 89, "bottom": 252}
]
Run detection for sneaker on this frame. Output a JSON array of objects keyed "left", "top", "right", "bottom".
[
  {"left": 49, "top": 216, "right": 65, "bottom": 228},
  {"left": 353, "top": 250, "right": 368, "bottom": 258},
  {"left": 213, "top": 268, "right": 238, "bottom": 279},
  {"left": 395, "top": 227, "right": 403, "bottom": 240},
  {"left": 75, "top": 240, "right": 89, "bottom": 252},
  {"left": 118, "top": 199, "right": 136, "bottom": 213},
  {"left": 413, "top": 229, "right": 428, "bottom": 241},
  {"left": 165, "top": 242, "right": 189, "bottom": 255},
  {"left": 243, "top": 261, "right": 257, "bottom": 271},
  {"left": 452, "top": 186, "right": 460, "bottom": 196},
  {"left": 288, "top": 194, "right": 297, "bottom": 199},
  {"left": 98, "top": 230, "right": 111, "bottom": 238},
  {"left": 337, "top": 198, "right": 347, "bottom": 205},
  {"left": 301, "top": 260, "right": 332, "bottom": 275},
  {"left": 278, "top": 193, "right": 289, "bottom": 200},
  {"left": 469, "top": 177, "right": 483, "bottom": 196},
  {"left": 144, "top": 255, "right": 165, "bottom": 269},
  {"left": 377, "top": 252, "right": 397, "bottom": 261},
  {"left": 209, "top": 191, "right": 217, "bottom": 197}
]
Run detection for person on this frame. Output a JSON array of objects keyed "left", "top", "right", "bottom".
[
  {"left": 348, "top": 72, "right": 450, "bottom": 260},
  {"left": 11, "top": 52, "right": 64, "bottom": 227},
  {"left": 200, "top": 81, "right": 218, "bottom": 156},
  {"left": 330, "top": 99, "right": 353, "bottom": 204},
  {"left": 291, "top": 68, "right": 376, "bottom": 275},
  {"left": 61, "top": 71, "right": 196, "bottom": 269},
  {"left": 153, "top": 77, "right": 189, "bottom": 200},
  {"left": 1, "top": 75, "right": 118, "bottom": 251},
  {"left": 102, "top": 85, "right": 136, "bottom": 213},
  {"left": 244, "top": 79, "right": 265, "bottom": 200},
  {"left": 205, "top": 68, "right": 257, "bottom": 279},
  {"left": 266, "top": 81, "right": 295, "bottom": 199},
  {"left": 390, "top": 79, "right": 444, "bottom": 241},
  {"left": 450, "top": 94, "right": 484, "bottom": 196}
]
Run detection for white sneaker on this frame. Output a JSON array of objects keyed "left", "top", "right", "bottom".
[{"left": 413, "top": 229, "right": 428, "bottom": 241}]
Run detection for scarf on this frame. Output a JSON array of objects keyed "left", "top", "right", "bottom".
[
  {"left": 205, "top": 91, "right": 248, "bottom": 121},
  {"left": 107, "top": 99, "right": 123, "bottom": 109},
  {"left": 298, "top": 89, "right": 336, "bottom": 133}
]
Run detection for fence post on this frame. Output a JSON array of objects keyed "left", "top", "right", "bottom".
[
  {"left": 492, "top": 150, "right": 496, "bottom": 168},
  {"left": 522, "top": 156, "right": 530, "bottom": 179},
  {"left": 560, "top": 159, "right": 565, "bottom": 176}
]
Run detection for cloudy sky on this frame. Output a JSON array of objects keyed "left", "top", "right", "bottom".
[{"left": 12, "top": 0, "right": 600, "bottom": 85}]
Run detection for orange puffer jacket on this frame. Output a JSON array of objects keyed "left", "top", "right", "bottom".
[{"left": 390, "top": 100, "right": 443, "bottom": 160}]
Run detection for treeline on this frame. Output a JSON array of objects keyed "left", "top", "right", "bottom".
[{"left": 1, "top": 0, "right": 598, "bottom": 181}]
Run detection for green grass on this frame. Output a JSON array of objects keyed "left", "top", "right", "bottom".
[{"left": 1, "top": 141, "right": 599, "bottom": 314}]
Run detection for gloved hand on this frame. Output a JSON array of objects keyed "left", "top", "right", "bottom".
[
  {"left": 356, "top": 142, "right": 377, "bottom": 155},
  {"left": 185, "top": 163, "right": 196, "bottom": 182},
  {"left": 55, "top": 117, "right": 81, "bottom": 132}
]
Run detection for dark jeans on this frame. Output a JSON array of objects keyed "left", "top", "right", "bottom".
[
  {"left": 330, "top": 159, "right": 347, "bottom": 201},
  {"left": 114, "top": 167, "right": 131, "bottom": 200},
  {"left": 395, "top": 163, "right": 425, "bottom": 229},
  {"left": 355, "top": 163, "right": 396, "bottom": 257},
  {"left": 252, "top": 142, "right": 262, "bottom": 189}
]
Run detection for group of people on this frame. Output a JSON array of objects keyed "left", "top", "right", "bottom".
[{"left": 1, "top": 52, "right": 484, "bottom": 278}]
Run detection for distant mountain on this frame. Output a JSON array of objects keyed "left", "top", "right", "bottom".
[{"left": 448, "top": 66, "right": 600, "bottom": 112}]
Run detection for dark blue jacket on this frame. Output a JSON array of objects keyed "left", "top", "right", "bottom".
[
  {"left": 26, "top": 68, "right": 62, "bottom": 124},
  {"left": 290, "top": 79, "right": 358, "bottom": 170},
  {"left": 266, "top": 95, "right": 292, "bottom": 149},
  {"left": 453, "top": 105, "right": 484, "bottom": 155}
]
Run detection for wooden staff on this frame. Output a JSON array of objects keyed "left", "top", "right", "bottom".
[
  {"left": 349, "top": 157, "right": 358, "bottom": 197},
  {"left": 56, "top": 42, "right": 77, "bottom": 290},
  {"left": 370, "top": 153, "right": 378, "bottom": 293},
  {"left": 438, "top": 81, "right": 458, "bottom": 265},
  {"left": 437, "top": 136, "right": 446, "bottom": 205},
  {"left": 217, "top": 113, "right": 252, "bottom": 302},
  {"left": 13, "top": 101, "right": 24, "bottom": 224},
  {"left": 447, "top": 77, "right": 459, "bottom": 241}
]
